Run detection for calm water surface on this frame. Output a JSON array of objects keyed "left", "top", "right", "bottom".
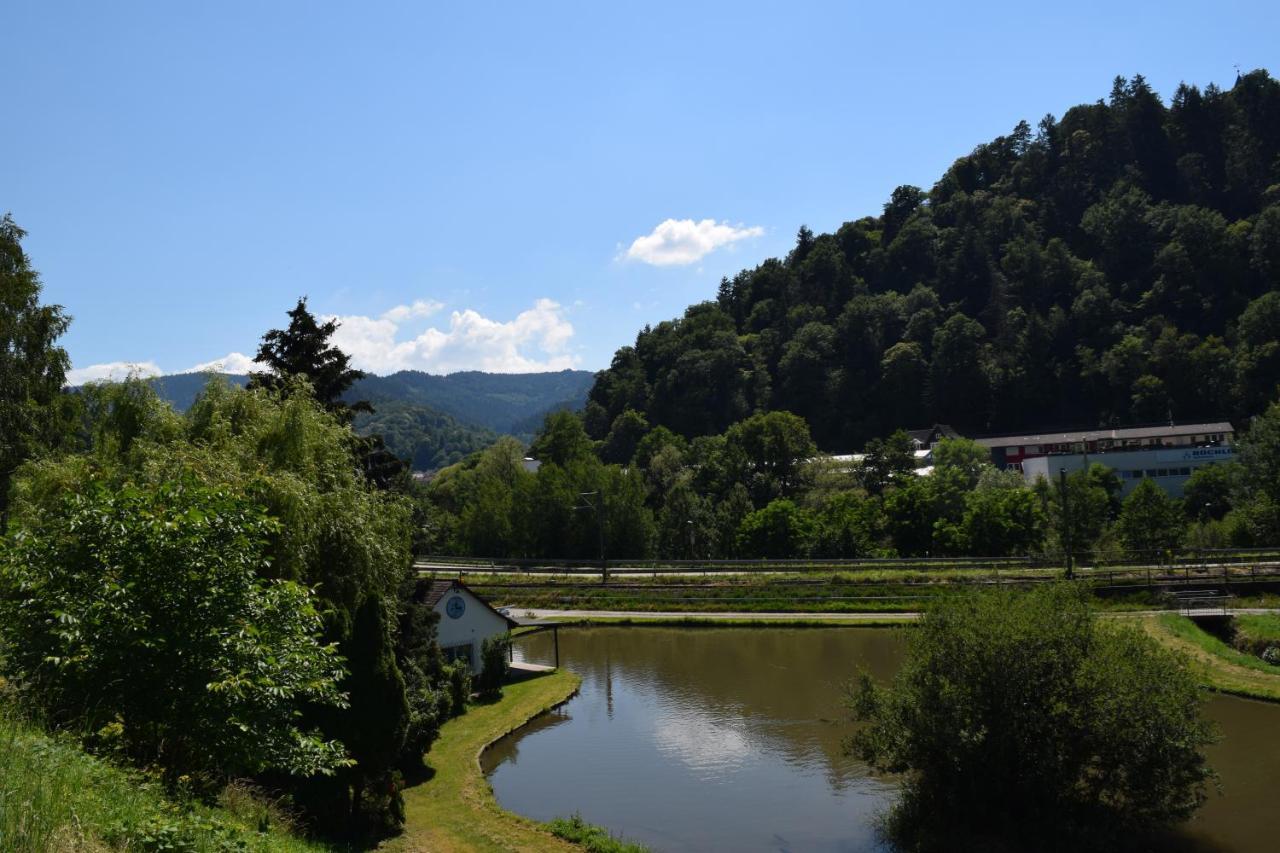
[{"left": 483, "top": 627, "right": 1280, "bottom": 852}]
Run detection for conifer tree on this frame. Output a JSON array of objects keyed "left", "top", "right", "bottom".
[{"left": 249, "top": 297, "right": 371, "bottom": 419}]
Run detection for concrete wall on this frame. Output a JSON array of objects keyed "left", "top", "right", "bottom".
[
  {"left": 1022, "top": 446, "right": 1236, "bottom": 498},
  {"left": 434, "top": 587, "right": 510, "bottom": 674}
]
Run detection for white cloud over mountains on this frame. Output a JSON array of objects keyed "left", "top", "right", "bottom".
[
  {"left": 185, "top": 352, "right": 257, "bottom": 375},
  {"left": 329, "top": 298, "right": 576, "bottom": 374},
  {"left": 624, "top": 218, "right": 764, "bottom": 266},
  {"left": 65, "top": 298, "right": 577, "bottom": 384},
  {"left": 66, "top": 361, "right": 163, "bottom": 385}
]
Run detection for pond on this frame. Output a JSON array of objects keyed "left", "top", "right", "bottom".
[{"left": 483, "top": 626, "right": 1280, "bottom": 853}]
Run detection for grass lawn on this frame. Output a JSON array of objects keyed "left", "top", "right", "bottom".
[
  {"left": 384, "top": 670, "right": 584, "bottom": 853},
  {"left": 1233, "top": 613, "right": 1280, "bottom": 649},
  {"left": 1140, "top": 614, "right": 1280, "bottom": 702}
]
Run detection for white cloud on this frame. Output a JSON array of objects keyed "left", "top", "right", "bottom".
[
  {"left": 66, "top": 298, "right": 570, "bottom": 385},
  {"left": 328, "top": 298, "right": 578, "bottom": 374},
  {"left": 624, "top": 218, "right": 764, "bottom": 266},
  {"left": 66, "top": 360, "right": 163, "bottom": 385},
  {"left": 183, "top": 352, "right": 257, "bottom": 374},
  {"left": 379, "top": 299, "right": 444, "bottom": 323}
]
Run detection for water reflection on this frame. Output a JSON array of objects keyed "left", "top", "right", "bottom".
[
  {"left": 483, "top": 626, "right": 1280, "bottom": 853},
  {"left": 484, "top": 627, "right": 902, "bottom": 852}
]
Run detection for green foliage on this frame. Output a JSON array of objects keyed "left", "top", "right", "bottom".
[
  {"left": 736, "top": 499, "right": 817, "bottom": 558},
  {"left": 475, "top": 635, "right": 511, "bottom": 699},
  {"left": 7, "top": 377, "right": 420, "bottom": 835},
  {"left": 858, "top": 430, "right": 915, "bottom": 497},
  {"left": 1117, "top": 478, "right": 1185, "bottom": 555},
  {"left": 528, "top": 410, "right": 596, "bottom": 467},
  {"left": 958, "top": 485, "right": 1046, "bottom": 557},
  {"left": 546, "top": 813, "right": 649, "bottom": 853},
  {"left": 587, "top": 72, "right": 1280, "bottom": 447},
  {"left": 0, "top": 214, "right": 72, "bottom": 522},
  {"left": 1037, "top": 464, "right": 1119, "bottom": 559},
  {"left": 850, "top": 586, "right": 1215, "bottom": 850},
  {"left": 353, "top": 400, "right": 497, "bottom": 471},
  {"left": 813, "top": 492, "right": 884, "bottom": 557},
  {"left": 1182, "top": 461, "right": 1240, "bottom": 520},
  {"left": 445, "top": 661, "right": 472, "bottom": 715},
  {"left": 355, "top": 369, "right": 593, "bottom": 436},
  {"left": 0, "top": 480, "right": 349, "bottom": 784},
  {"left": 247, "top": 298, "right": 369, "bottom": 419},
  {"left": 395, "top": 578, "right": 451, "bottom": 768},
  {"left": 0, "top": 709, "right": 327, "bottom": 853},
  {"left": 723, "top": 411, "right": 818, "bottom": 505}
]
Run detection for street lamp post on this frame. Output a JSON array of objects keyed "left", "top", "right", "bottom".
[{"left": 575, "top": 491, "right": 607, "bottom": 585}]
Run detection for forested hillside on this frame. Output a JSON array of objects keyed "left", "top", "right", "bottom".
[
  {"left": 139, "top": 368, "right": 593, "bottom": 470},
  {"left": 353, "top": 400, "right": 498, "bottom": 470},
  {"left": 353, "top": 369, "right": 594, "bottom": 435},
  {"left": 585, "top": 71, "right": 1280, "bottom": 450}
]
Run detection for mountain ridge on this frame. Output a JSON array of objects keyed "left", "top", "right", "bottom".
[{"left": 136, "top": 368, "right": 595, "bottom": 470}]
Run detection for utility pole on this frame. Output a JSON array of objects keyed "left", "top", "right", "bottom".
[
  {"left": 576, "top": 491, "right": 607, "bottom": 585},
  {"left": 1060, "top": 468, "right": 1073, "bottom": 580}
]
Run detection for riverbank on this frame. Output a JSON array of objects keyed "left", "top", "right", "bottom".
[
  {"left": 385, "top": 670, "right": 583, "bottom": 853},
  {"left": 1140, "top": 614, "right": 1280, "bottom": 702}
]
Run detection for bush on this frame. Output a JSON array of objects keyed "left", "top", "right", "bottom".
[
  {"left": 0, "top": 480, "right": 349, "bottom": 786},
  {"left": 476, "top": 634, "right": 512, "bottom": 698},
  {"left": 849, "top": 584, "right": 1215, "bottom": 851},
  {"left": 445, "top": 660, "right": 472, "bottom": 714}
]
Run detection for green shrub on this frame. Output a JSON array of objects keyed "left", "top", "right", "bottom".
[
  {"left": 0, "top": 480, "right": 349, "bottom": 786},
  {"left": 476, "top": 634, "right": 512, "bottom": 698},
  {"left": 849, "top": 585, "right": 1215, "bottom": 850},
  {"left": 445, "top": 661, "right": 472, "bottom": 714},
  {"left": 547, "top": 813, "right": 649, "bottom": 853}
]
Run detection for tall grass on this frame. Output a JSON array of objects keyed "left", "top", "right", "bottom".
[
  {"left": 0, "top": 707, "right": 328, "bottom": 852},
  {"left": 546, "top": 814, "right": 649, "bottom": 853}
]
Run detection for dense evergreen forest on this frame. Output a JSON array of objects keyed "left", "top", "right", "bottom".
[{"left": 585, "top": 71, "right": 1280, "bottom": 450}]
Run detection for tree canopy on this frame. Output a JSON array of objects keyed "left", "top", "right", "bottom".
[
  {"left": 0, "top": 214, "right": 71, "bottom": 521},
  {"left": 248, "top": 297, "right": 371, "bottom": 419},
  {"left": 585, "top": 72, "right": 1280, "bottom": 450},
  {"left": 849, "top": 584, "right": 1215, "bottom": 850}
]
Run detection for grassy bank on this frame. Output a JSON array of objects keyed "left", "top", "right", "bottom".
[
  {"left": 1141, "top": 614, "right": 1280, "bottom": 702},
  {"left": 386, "top": 670, "right": 585, "bottom": 853},
  {"left": 0, "top": 708, "right": 327, "bottom": 853}
]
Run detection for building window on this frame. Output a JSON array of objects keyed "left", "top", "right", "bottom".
[{"left": 443, "top": 643, "right": 473, "bottom": 669}]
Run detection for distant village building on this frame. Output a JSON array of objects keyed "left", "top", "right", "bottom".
[
  {"left": 424, "top": 579, "right": 518, "bottom": 674},
  {"left": 905, "top": 423, "right": 961, "bottom": 449}
]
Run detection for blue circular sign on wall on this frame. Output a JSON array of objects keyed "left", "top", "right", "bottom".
[{"left": 446, "top": 596, "right": 466, "bottom": 619}]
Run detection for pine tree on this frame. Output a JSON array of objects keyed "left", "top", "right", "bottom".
[{"left": 249, "top": 297, "right": 371, "bottom": 419}]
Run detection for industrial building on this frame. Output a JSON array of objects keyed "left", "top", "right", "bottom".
[{"left": 971, "top": 422, "right": 1235, "bottom": 497}]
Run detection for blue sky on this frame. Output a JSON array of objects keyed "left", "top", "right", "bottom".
[{"left": 4, "top": 2, "right": 1277, "bottom": 382}]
